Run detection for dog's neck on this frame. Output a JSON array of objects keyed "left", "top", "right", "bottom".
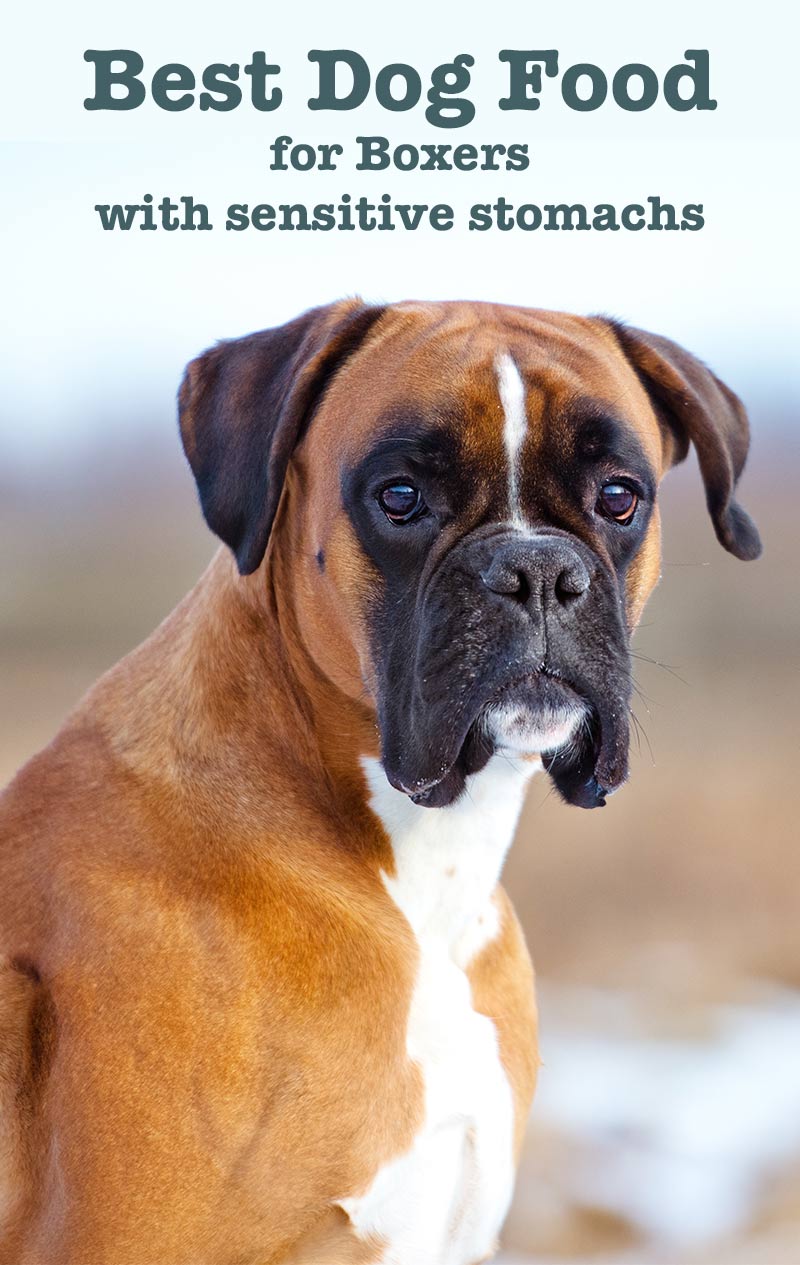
[
  {"left": 361, "top": 754, "right": 535, "bottom": 956},
  {"left": 87, "top": 548, "right": 535, "bottom": 873},
  {"left": 86, "top": 550, "right": 381, "bottom": 843}
]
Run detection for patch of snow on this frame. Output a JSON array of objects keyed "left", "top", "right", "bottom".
[{"left": 531, "top": 982, "right": 800, "bottom": 1248}]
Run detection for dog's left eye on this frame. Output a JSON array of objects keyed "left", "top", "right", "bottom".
[
  {"left": 596, "top": 482, "right": 638, "bottom": 524},
  {"left": 377, "top": 483, "right": 427, "bottom": 525}
]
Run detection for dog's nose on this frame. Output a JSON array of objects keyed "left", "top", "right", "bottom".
[{"left": 480, "top": 536, "right": 591, "bottom": 608}]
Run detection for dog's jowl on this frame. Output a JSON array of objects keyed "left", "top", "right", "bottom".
[{"left": 0, "top": 300, "right": 760, "bottom": 1264}]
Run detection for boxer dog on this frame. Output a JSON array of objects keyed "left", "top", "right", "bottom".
[{"left": 0, "top": 300, "right": 760, "bottom": 1264}]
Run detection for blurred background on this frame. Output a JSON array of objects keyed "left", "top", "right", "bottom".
[{"left": 2, "top": 0, "right": 798, "bottom": 1261}]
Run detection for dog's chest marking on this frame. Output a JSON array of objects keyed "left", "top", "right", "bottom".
[{"left": 339, "top": 756, "right": 536, "bottom": 1265}]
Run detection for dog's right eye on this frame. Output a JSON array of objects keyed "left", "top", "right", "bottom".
[{"left": 377, "top": 483, "right": 427, "bottom": 525}]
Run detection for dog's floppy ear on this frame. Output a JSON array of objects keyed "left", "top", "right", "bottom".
[
  {"left": 179, "top": 299, "right": 386, "bottom": 574},
  {"left": 605, "top": 321, "right": 761, "bottom": 561}
]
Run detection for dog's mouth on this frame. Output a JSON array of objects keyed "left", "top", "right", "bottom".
[{"left": 386, "top": 671, "right": 626, "bottom": 810}]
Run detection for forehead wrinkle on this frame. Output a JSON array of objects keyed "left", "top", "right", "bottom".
[
  {"left": 509, "top": 329, "right": 662, "bottom": 467},
  {"left": 373, "top": 306, "right": 491, "bottom": 367},
  {"left": 443, "top": 352, "right": 561, "bottom": 503},
  {"left": 321, "top": 304, "right": 659, "bottom": 483},
  {"left": 501, "top": 332, "right": 661, "bottom": 469},
  {"left": 455, "top": 359, "right": 508, "bottom": 476}
]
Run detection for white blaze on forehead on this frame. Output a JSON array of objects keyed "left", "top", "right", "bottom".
[{"left": 495, "top": 353, "right": 528, "bottom": 527}]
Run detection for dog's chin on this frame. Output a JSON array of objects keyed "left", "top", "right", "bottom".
[
  {"left": 484, "top": 693, "right": 587, "bottom": 759},
  {"left": 396, "top": 676, "right": 592, "bottom": 809}
]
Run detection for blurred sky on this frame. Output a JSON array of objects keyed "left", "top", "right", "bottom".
[{"left": 2, "top": 0, "right": 798, "bottom": 470}]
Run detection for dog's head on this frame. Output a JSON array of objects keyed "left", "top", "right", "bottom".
[{"left": 179, "top": 299, "right": 760, "bottom": 809}]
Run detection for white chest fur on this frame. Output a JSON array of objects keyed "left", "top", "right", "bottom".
[{"left": 339, "top": 756, "right": 537, "bottom": 1265}]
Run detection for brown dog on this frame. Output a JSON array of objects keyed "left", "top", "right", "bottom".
[{"left": 0, "top": 300, "right": 760, "bottom": 1264}]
